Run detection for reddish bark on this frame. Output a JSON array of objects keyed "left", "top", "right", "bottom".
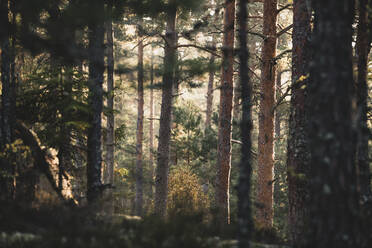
[
  {"left": 256, "top": 0, "right": 277, "bottom": 228},
  {"left": 216, "top": 0, "right": 235, "bottom": 226}
]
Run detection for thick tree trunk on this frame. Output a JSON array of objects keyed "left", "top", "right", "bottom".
[
  {"left": 135, "top": 24, "right": 144, "bottom": 217},
  {"left": 87, "top": 0, "right": 105, "bottom": 204},
  {"left": 155, "top": 8, "right": 177, "bottom": 217},
  {"left": 287, "top": 0, "right": 311, "bottom": 246},
  {"left": 356, "top": 0, "right": 371, "bottom": 200},
  {"left": 256, "top": 0, "right": 277, "bottom": 229},
  {"left": 205, "top": 40, "right": 216, "bottom": 129},
  {"left": 237, "top": 0, "right": 253, "bottom": 247},
  {"left": 105, "top": 0, "right": 115, "bottom": 189},
  {"left": 0, "top": 0, "right": 14, "bottom": 201},
  {"left": 308, "top": 1, "right": 360, "bottom": 247},
  {"left": 216, "top": 0, "right": 235, "bottom": 226}
]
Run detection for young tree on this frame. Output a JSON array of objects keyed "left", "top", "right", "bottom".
[
  {"left": 256, "top": 0, "right": 277, "bottom": 228},
  {"left": 216, "top": 0, "right": 235, "bottom": 226},
  {"left": 86, "top": 0, "right": 105, "bottom": 203},
  {"left": 287, "top": 0, "right": 311, "bottom": 246},
  {"left": 135, "top": 21, "right": 145, "bottom": 216},
  {"left": 307, "top": 0, "right": 361, "bottom": 247},
  {"left": 237, "top": 0, "right": 254, "bottom": 247}
]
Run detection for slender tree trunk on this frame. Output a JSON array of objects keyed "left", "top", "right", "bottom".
[
  {"left": 237, "top": 0, "right": 253, "bottom": 247},
  {"left": 274, "top": 70, "right": 282, "bottom": 139},
  {"left": 105, "top": 0, "right": 115, "bottom": 189},
  {"left": 256, "top": 0, "right": 277, "bottom": 228},
  {"left": 135, "top": 23, "right": 144, "bottom": 217},
  {"left": 287, "top": 0, "right": 311, "bottom": 246},
  {"left": 356, "top": 0, "right": 371, "bottom": 200},
  {"left": 87, "top": 0, "right": 105, "bottom": 204},
  {"left": 216, "top": 0, "right": 235, "bottom": 226},
  {"left": 205, "top": 40, "right": 216, "bottom": 129},
  {"left": 0, "top": 0, "right": 14, "bottom": 201},
  {"left": 155, "top": 8, "right": 177, "bottom": 217},
  {"left": 308, "top": 1, "right": 360, "bottom": 247},
  {"left": 149, "top": 51, "right": 155, "bottom": 198}
]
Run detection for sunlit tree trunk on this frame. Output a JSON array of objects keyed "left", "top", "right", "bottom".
[
  {"left": 287, "top": 0, "right": 311, "bottom": 246},
  {"left": 135, "top": 22, "right": 144, "bottom": 217},
  {"left": 356, "top": 0, "right": 371, "bottom": 200},
  {"left": 216, "top": 0, "right": 235, "bottom": 226},
  {"left": 155, "top": 7, "right": 177, "bottom": 217},
  {"left": 105, "top": 0, "right": 115, "bottom": 214},
  {"left": 205, "top": 39, "right": 216, "bottom": 129},
  {"left": 256, "top": 0, "right": 277, "bottom": 228},
  {"left": 308, "top": 1, "right": 360, "bottom": 247},
  {"left": 237, "top": 0, "right": 253, "bottom": 247},
  {"left": 87, "top": 0, "right": 105, "bottom": 204}
]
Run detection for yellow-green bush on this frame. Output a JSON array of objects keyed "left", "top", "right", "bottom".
[{"left": 167, "top": 166, "right": 209, "bottom": 216}]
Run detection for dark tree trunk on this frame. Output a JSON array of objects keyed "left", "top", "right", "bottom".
[
  {"left": 87, "top": 0, "right": 105, "bottom": 204},
  {"left": 256, "top": 0, "right": 277, "bottom": 228},
  {"left": 237, "top": 0, "right": 253, "bottom": 247},
  {"left": 0, "top": 0, "right": 14, "bottom": 201},
  {"left": 216, "top": 0, "right": 235, "bottom": 226},
  {"left": 287, "top": 0, "right": 311, "bottom": 246},
  {"left": 356, "top": 0, "right": 371, "bottom": 200},
  {"left": 155, "top": 7, "right": 177, "bottom": 217},
  {"left": 308, "top": 1, "right": 360, "bottom": 247},
  {"left": 135, "top": 23, "right": 144, "bottom": 217}
]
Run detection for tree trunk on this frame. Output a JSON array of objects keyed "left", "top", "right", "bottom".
[
  {"left": 308, "top": 1, "right": 360, "bottom": 247},
  {"left": 105, "top": 0, "right": 115, "bottom": 189},
  {"left": 356, "top": 0, "right": 371, "bottom": 200},
  {"left": 149, "top": 50, "right": 155, "bottom": 198},
  {"left": 135, "top": 23, "right": 144, "bottom": 217},
  {"left": 216, "top": 0, "right": 235, "bottom": 226},
  {"left": 155, "top": 8, "right": 177, "bottom": 217},
  {"left": 256, "top": 0, "right": 277, "bottom": 229},
  {"left": 205, "top": 40, "right": 216, "bottom": 130},
  {"left": 0, "top": 0, "right": 14, "bottom": 201},
  {"left": 237, "top": 0, "right": 253, "bottom": 247},
  {"left": 287, "top": 0, "right": 311, "bottom": 246},
  {"left": 274, "top": 70, "right": 282, "bottom": 139},
  {"left": 87, "top": 0, "right": 105, "bottom": 204}
]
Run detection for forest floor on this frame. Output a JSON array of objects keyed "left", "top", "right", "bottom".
[{"left": 0, "top": 203, "right": 289, "bottom": 248}]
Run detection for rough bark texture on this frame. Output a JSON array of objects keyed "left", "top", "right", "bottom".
[
  {"left": 87, "top": 0, "right": 105, "bottom": 204},
  {"left": 256, "top": 0, "right": 277, "bottom": 228},
  {"left": 205, "top": 40, "right": 216, "bottom": 129},
  {"left": 287, "top": 0, "right": 311, "bottom": 246},
  {"left": 155, "top": 8, "right": 177, "bottom": 217},
  {"left": 237, "top": 1, "right": 253, "bottom": 247},
  {"left": 216, "top": 0, "right": 235, "bottom": 226},
  {"left": 356, "top": 0, "right": 371, "bottom": 200},
  {"left": 308, "top": 1, "right": 361, "bottom": 247},
  {"left": 105, "top": 0, "right": 115, "bottom": 188},
  {"left": 135, "top": 25, "right": 144, "bottom": 217},
  {"left": 0, "top": 0, "right": 14, "bottom": 201}
]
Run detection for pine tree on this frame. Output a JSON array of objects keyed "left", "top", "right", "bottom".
[{"left": 287, "top": 0, "right": 311, "bottom": 246}]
